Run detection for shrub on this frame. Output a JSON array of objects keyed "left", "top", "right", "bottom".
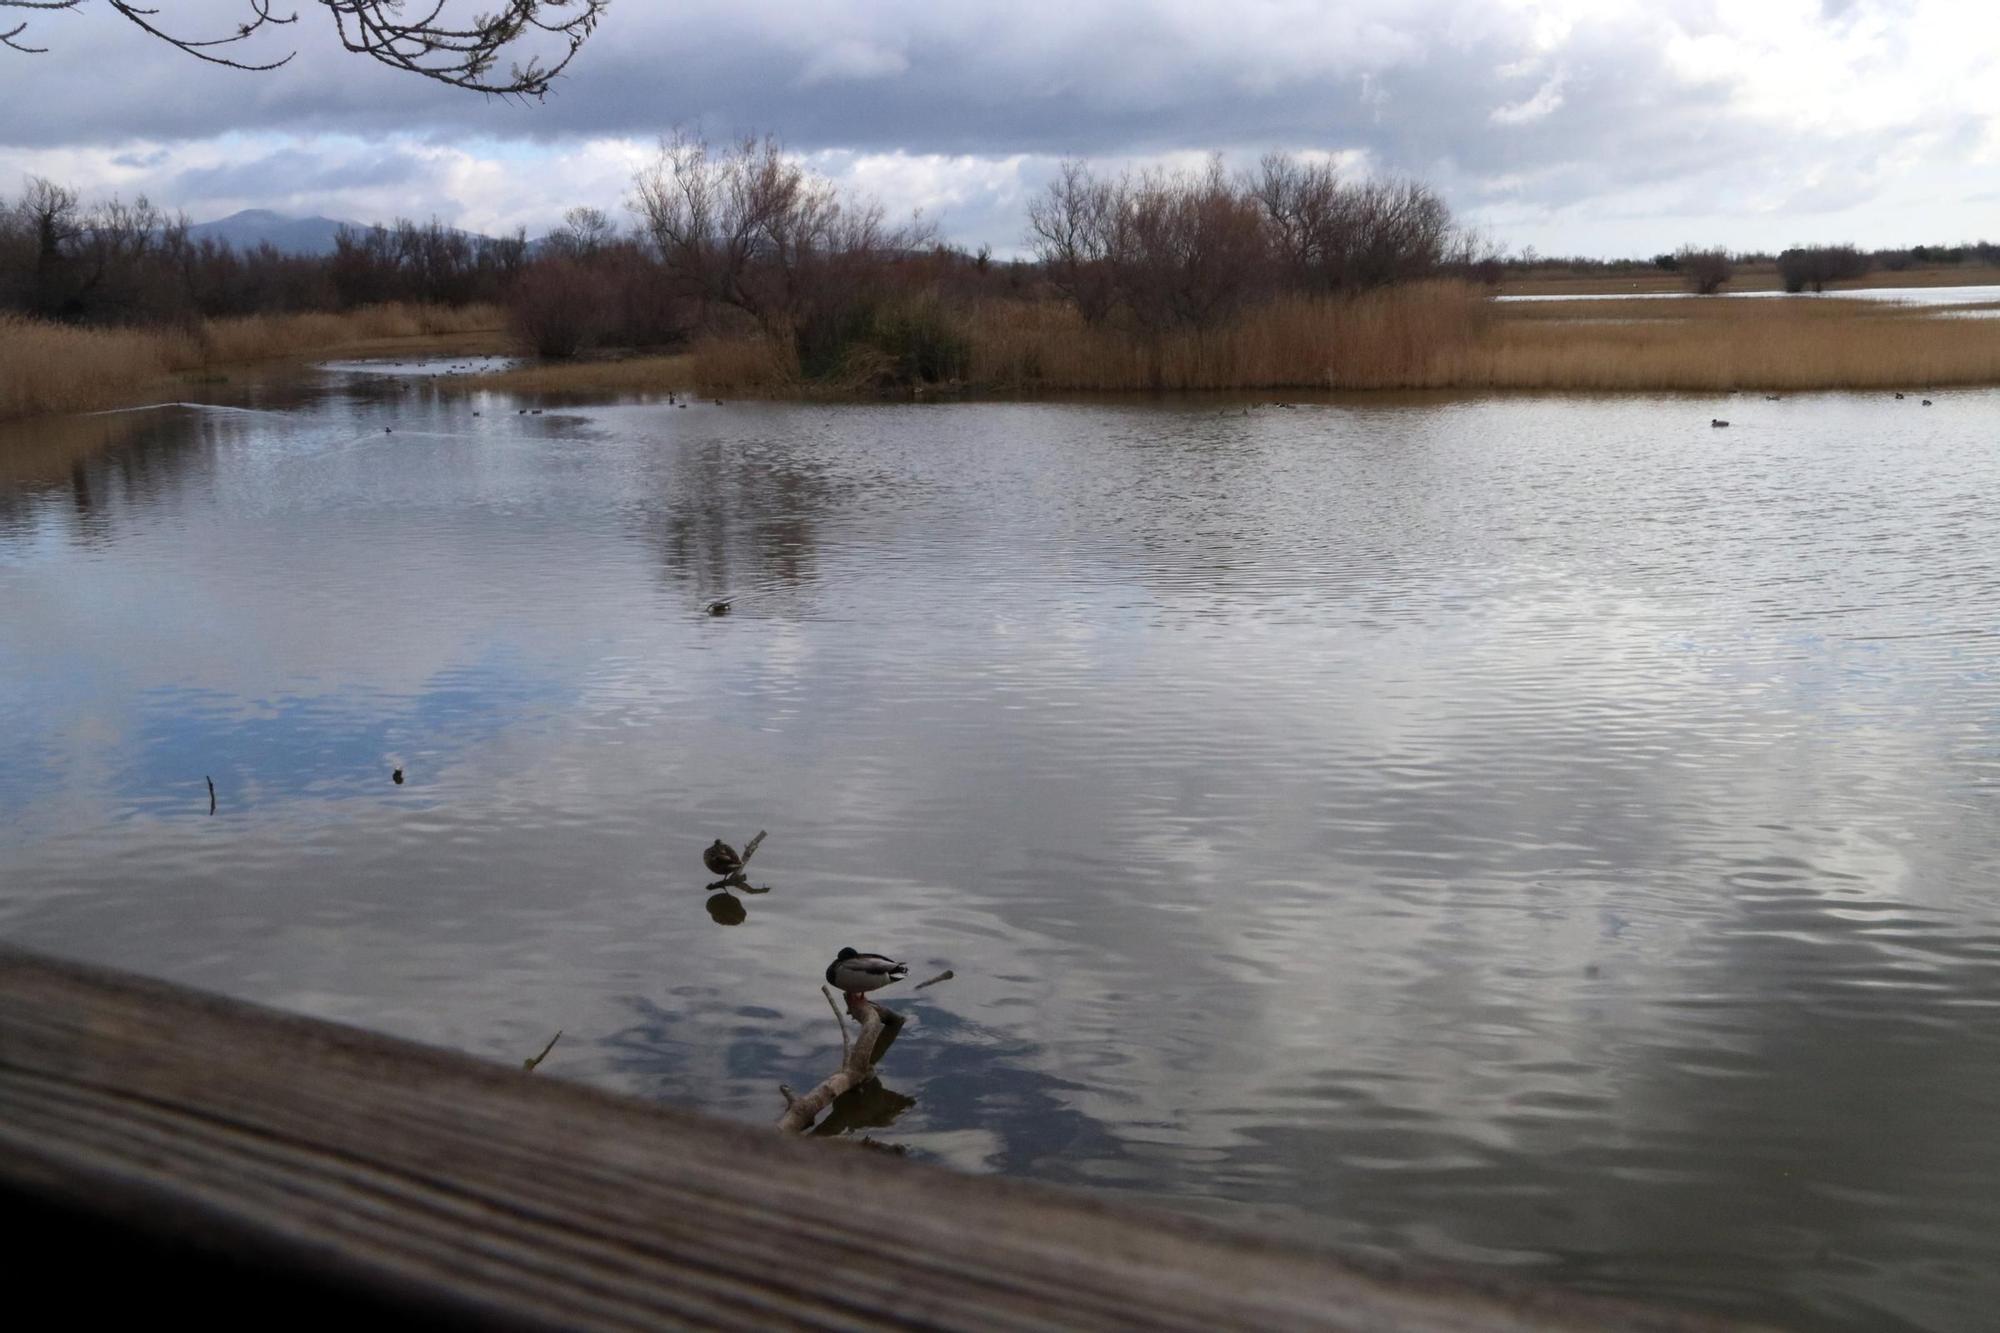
[{"left": 509, "top": 259, "right": 611, "bottom": 358}]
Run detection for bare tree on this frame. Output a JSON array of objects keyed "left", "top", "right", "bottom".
[
  {"left": 1117, "top": 157, "right": 1270, "bottom": 332},
  {"left": 1026, "top": 159, "right": 1121, "bottom": 324},
  {"left": 1675, "top": 245, "right": 1734, "bottom": 295},
  {"left": 545, "top": 206, "right": 618, "bottom": 261},
  {"left": 0, "top": 1, "right": 607, "bottom": 97},
  {"left": 1250, "top": 156, "right": 1459, "bottom": 293},
  {"left": 631, "top": 129, "right": 932, "bottom": 347}
]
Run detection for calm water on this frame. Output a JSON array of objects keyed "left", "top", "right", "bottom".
[{"left": 6, "top": 373, "right": 2000, "bottom": 1331}]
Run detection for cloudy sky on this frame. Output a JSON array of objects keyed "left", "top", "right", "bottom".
[{"left": 4, "top": 0, "right": 1998, "bottom": 258}]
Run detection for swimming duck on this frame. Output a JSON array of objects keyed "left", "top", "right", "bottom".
[
  {"left": 706, "top": 598, "right": 733, "bottom": 616},
  {"left": 1711, "top": 419, "right": 1729, "bottom": 428},
  {"left": 825, "top": 948, "right": 909, "bottom": 1006},
  {"left": 391, "top": 767, "right": 404, "bottom": 785},
  {"left": 1922, "top": 399, "right": 1934, "bottom": 406},
  {"left": 703, "top": 838, "right": 744, "bottom": 878}
]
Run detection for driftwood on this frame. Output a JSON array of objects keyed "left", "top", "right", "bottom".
[
  {"left": 777, "top": 988, "right": 906, "bottom": 1133},
  {"left": 0, "top": 945, "right": 1755, "bottom": 1331}
]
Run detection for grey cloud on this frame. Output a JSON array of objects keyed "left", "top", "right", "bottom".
[
  {"left": 2, "top": 0, "right": 1987, "bottom": 255},
  {"left": 0, "top": 2, "right": 1762, "bottom": 181},
  {"left": 171, "top": 146, "right": 423, "bottom": 198}
]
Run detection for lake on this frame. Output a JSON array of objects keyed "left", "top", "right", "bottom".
[{"left": 5, "top": 370, "right": 2000, "bottom": 1332}]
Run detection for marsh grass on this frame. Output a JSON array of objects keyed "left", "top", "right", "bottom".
[
  {"left": 964, "top": 282, "right": 1486, "bottom": 391},
  {"left": 1, "top": 304, "right": 505, "bottom": 420},
  {"left": 1460, "top": 296, "right": 2000, "bottom": 390},
  {"left": 442, "top": 283, "right": 2000, "bottom": 397}
]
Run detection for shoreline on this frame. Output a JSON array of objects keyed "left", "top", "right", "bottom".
[{"left": 11, "top": 280, "right": 2000, "bottom": 429}]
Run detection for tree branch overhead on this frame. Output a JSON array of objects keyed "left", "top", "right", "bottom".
[{"left": 0, "top": 0, "right": 607, "bottom": 96}]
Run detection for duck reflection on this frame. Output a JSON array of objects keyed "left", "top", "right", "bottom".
[{"left": 704, "top": 892, "right": 747, "bottom": 926}]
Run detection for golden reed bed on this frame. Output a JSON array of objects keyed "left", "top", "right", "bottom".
[
  {"left": 0, "top": 304, "right": 505, "bottom": 420},
  {"left": 10, "top": 287, "right": 2000, "bottom": 422},
  {"left": 474, "top": 284, "right": 2000, "bottom": 398}
]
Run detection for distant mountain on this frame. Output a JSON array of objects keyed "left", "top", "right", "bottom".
[{"left": 185, "top": 209, "right": 358, "bottom": 256}]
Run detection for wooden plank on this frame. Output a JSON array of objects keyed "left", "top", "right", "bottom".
[{"left": 0, "top": 946, "right": 1755, "bottom": 1331}]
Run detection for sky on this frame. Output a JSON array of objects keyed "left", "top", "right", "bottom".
[{"left": 3, "top": 0, "right": 1999, "bottom": 258}]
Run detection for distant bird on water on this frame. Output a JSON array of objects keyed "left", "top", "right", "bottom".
[
  {"left": 1711, "top": 418, "right": 1729, "bottom": 428},
  {"left": 392, "top": 767, "right": 404, "bottom": 785},
  {"left": 825, "top": 948, "right": 909, "bottom": 1007},
  {"left": 706, "top": 598, "right": 733, "bottom": 616},
  {"left": 1922, "top": 398, "right": 1934, "bottom": 406},
  {"left": 703, "top": 838, "right": 744, "bottom": 878},
  {"left": 1896, "top": 392, "right": 1906, "bottom": 400}
]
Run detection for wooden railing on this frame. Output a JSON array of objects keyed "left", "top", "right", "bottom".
[{"left": 0, "top": 946, "right": 1753, "bottom": 1330}]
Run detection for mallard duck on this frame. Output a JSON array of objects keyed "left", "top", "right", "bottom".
[
  {"left": 703, "top": 838, "right": 743, "bottom": 878},
  {"left": 825, "top": 948, "right": 909, "bottom": 1006},
  {"left": 391, "top": 767, "right": 404, "bottom": 785},
  {"left": 1922, "top": 399, "right": 1934, "bottom": 406},
  {"left": 1711, "top": 419, "right": 1729, "bottom": 428},
  {"left": 706, "top": 598, "right": 733, "bottom": 616}
]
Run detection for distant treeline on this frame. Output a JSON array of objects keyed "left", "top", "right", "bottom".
[
  {"left": 0, "top": 178, "right": 525, "bottom": 324},
  {"left": 1511, "top": 239, "right": 2000, "bottom": 293}
]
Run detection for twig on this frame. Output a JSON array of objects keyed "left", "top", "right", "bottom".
[
  {"left": 914, "top": 969, "right": 954, "bottom": 990},
  {"left": 821, "top": 985, "right": 851, "bottom": 1062},
  {"left": 739, "top": 830, "right": 767, "bottom": 865},
  {"left": 522, "top": 1029, "right": 562, "bottom": 1072},
  {"left": 206, "top": 775, "right": 216, "bottom": 816}
]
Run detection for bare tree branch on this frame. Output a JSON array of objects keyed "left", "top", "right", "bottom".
[{"left": 0, "top": 0, "right": 607, "bottom": 95}]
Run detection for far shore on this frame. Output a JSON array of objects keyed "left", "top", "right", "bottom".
[{"left": 1500, "top": 261, "right": 2000, "bottom": 298}]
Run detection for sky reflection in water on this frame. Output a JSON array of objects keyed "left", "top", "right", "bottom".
[{"left": 5, "top": 377, "right": 2000, "bottom": 1332}]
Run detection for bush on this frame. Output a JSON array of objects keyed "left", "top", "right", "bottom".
[
  {"left": 1676, "top": 247, "right": 1733, "bottom": 295},
  {"left": 871, "top": 298, "right": 971, "bottom": 384},
  {"left": 1776, "top": 245, "right": 1870, "bottom": 293},
  {"left": 509, "top": 259, "right": 611, "bottom": 358}
]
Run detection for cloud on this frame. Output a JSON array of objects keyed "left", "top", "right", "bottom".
[
  {"left": 1, "top": 0, "right": 1998, "bottom": 255},
  {"left": 1490, "top": 76, "right": 1566, "bottom": 126},
  {"left": 797, "top": 38, "right": 910, "bottom": 85}
]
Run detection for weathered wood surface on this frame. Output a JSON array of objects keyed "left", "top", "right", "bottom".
[{"left": 0, "top": 946, "right": 1758, "bottom": 1331}]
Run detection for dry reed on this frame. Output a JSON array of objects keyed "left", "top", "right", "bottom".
[
  {"left": 1456, "top": 296, "right": 2000, "bottom": 391},
  {"left": 441, "top": 282, "right": 2000, "bottom": 397},
  {"left": 0, "top": 303, "right": 506, "bottom": 420},
  {"left": 964, "top": 282, "right": 1486, "bottom": 391}
]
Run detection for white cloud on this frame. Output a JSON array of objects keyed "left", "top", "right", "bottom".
[{"left": 1489, "top": 75, "right": 1566, "bottom": 125}]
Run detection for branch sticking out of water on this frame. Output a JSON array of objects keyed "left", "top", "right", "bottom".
[
  {"left": 740, "top": 830, "right": 767, "bottom": 866},
  {"left": 777, "top": 999, "right": 904, "bottom": 1133},
  {"left": 821, "top": 984, "right": 851, "bottom": 1062},
  {"left": 914, "top": 969, "right": 954, "bottom": 990},
  {"left": 522, "top": 1030, "right": 562, "bottom": 1072},
  {"left": 206, "top": 775, "right": 216, "bottom": 816}
]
